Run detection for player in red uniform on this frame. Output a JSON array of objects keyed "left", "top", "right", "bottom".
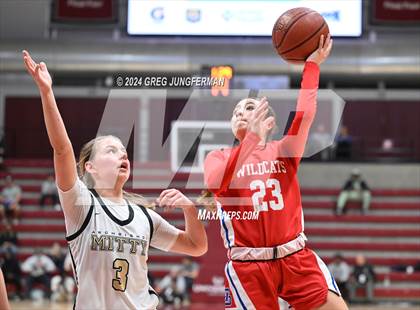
[{"left": 203, "top": 35, "right": 347, "bottom": 310}]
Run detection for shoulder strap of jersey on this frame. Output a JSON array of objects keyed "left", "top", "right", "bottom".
[
  {"left": 65, "top": 193, "right": 94, "bottom": 242},
  {"left": 138, "top": 205, "right": 154, "bottom": 244}
]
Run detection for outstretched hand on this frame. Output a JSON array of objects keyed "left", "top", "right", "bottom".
[
  {"left": 22, "top": 50, "right": 52, "bottom": 93},
  {"left": 306, "top": 34, "right": 333, "bottom": 65}
]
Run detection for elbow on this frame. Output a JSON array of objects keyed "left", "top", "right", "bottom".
[
  {"left": 189, "top": 235, "right": 208, "bottom": 257},
  {"left": 175, "top": 231, "right": 208, "bottom": 257},
  {"left": 190, "top": 242, "right": 208, "bottom": 257}
]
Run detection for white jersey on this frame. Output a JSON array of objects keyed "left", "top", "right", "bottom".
[{"left": 58, "top": 179, "right": 181, "bottom": 310}]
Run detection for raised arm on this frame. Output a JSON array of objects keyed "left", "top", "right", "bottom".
[
  {"left": 22, "top": 51, "right": 77, "bottom": 192},
  {"left": 279, "top": 34, "right": 333, "bottom": 161}
]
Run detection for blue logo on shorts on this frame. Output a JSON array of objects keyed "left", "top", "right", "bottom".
[{"left": 225, "top": 288, "right": 232, "bottom": 306}]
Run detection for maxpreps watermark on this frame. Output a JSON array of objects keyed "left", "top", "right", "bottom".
[
  {"left": 197, "top": 209, "right": 259, "bottom": 221},
  {"left": 115, "top": 75, "right": 225, "bottom": 88}
]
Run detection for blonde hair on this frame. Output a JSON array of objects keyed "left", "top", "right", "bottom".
[
  {"left": 196, "top": 190, "right": 217, "bottom": 212},
  {"left": 77, "top": 135, "right": 153, "bottom": 208}
]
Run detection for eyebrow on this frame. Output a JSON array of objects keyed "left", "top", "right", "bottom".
[{"left": 105, "top": 145, "right": 126, "bottom": 151}]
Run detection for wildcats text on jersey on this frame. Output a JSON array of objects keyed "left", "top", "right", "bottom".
[{"left": 236, "top": 160, "right": 287, "bottom": 178}]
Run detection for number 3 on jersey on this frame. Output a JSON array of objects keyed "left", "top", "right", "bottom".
[
  {"left": 112, "top": 259, "right": 129, "bottom": 292},
  {"left": 250, "top": 178, "right": 284, "bottom": 211}
]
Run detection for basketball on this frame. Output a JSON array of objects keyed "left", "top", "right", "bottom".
[{"left": 272, "top": 7, "right": 329, "bottom": 63}]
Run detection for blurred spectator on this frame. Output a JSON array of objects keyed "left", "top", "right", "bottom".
[
  {"left": 49, "top": 242, "right": 65, "bottom": 274},
  {"left": 51, "top": 251, "right": 75, "bottom": 302},
  {"left": 0, "top": 176, "right": 22, "bottom": 225},
  {"left": 328, "top": 253, "right": 351, "bottom": 301},
  {"left": 335, "top": 126, "right": 353, "bottom": 160},
  {"left": 349, "top": 255, "right": 376, "bottom": 303},
  {"left": 156, "top": 267, "right": 185, "bottom": 306},
  {"left": 336, "top": 169, "right": 371, "bottom": 215},
  {"left": 0, "top": 223, "right": 18, "bottom": 256},
  {"left": 39, "top": 175, "right": 60, "bottom": 210},
  {"left": 309, "top": 124, "right": 332, "bottom": 161},
  {"left": 391, "top": 260, "right": 420, "bottom": 274},
  {"left": 178, "top": 257, "right": 199, "bottom": 306},
  {"left": 21, "top": 248, "right": 55, "bottom": 300},
  {"left": 0, "top": 247, "right": 23, "bottom": 299}
]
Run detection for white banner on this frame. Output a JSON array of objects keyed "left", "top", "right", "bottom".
[{"left": 127, "top": 0, "right": 362, "bottom": 37}]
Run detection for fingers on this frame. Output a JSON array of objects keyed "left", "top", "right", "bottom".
[
  {"left": 157, "top": 188, "right": 183, "bottom": 207},
  {"left": 256, "top": 105, "right": 269, "bottom": 123},
  {"left": 326, "top": 36, "right": 333, "bottom": 55},
  {"left": 318, "top": 34, "right": 325, "bottom": 51},
  {"left": 253, "top": 98, "right": 269, "bottom": 121},
  {"left": 22, "top": 50, "right": 49, "bottom": 74},
  {"left": 263, "top": 116, "right": 275, "bottom": 130},
  {"left": 23, "top": 56, "right": 34, "bottom": 75},
  {"left": 163, "top": 196, "right": 184, "bottom": 210},
  {"left": 35, "top": 63, "right": 41, "bottom": 77},
  {"left": 23, "top": 57, "right": 35, "bottom": 75},
  {"left": 157, "top": 188, "right": 178, "bottom": 203},
  {"left": 22, "top": 50, "right": 36, "bottom": 68},
  {"left": 157, "top": 189, "right": 193, "bottom": 210}
]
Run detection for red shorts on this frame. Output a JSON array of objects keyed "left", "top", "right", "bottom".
[{"left": 224, "top": 248, "right": 341, "bottom": 310}]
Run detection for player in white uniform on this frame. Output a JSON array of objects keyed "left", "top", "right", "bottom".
[{"left": 23, "top": 51, "right": 208, "bottom": 309}]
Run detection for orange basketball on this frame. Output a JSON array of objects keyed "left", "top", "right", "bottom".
[{"left": 272, "top": 7, "right": 329, "bottom": 63}]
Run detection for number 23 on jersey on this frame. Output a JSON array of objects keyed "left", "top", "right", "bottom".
[{"left": 250, "top": 178, "right": 284, "bottom": 212}]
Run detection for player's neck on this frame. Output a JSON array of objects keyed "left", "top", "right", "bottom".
[{"left": 94, "top": 184, "right": 124, "bottom": 204}]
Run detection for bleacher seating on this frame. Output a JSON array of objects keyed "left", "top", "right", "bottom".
[{"left": 1, "top": 159, "right": 419, "bottom": 302}]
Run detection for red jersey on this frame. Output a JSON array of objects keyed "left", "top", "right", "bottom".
[{"left": 204, "top": 61, "right": 320, "bottom": 248}]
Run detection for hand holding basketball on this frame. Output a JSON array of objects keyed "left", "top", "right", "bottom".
[
  {"left": 306, "top": 34, "right": 333, "bottom": 65},
  {"left": 22, "top": 50, "right": 52, "bottom": 93},
  {"left": 272, "top": 7, "right": 330, "bottom": 63}
]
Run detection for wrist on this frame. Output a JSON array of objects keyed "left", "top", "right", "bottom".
[
  {"left": 182, "top": 202, "right": 196, "bottom": 212},
  {"left": 306, "top": 60, "right": 320, "bottom": 67},
  {"left": 40, "top": 86, "right": 53, "bottom": 96}
]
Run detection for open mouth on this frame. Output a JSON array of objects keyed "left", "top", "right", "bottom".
[{"left": 119, "top": 162, "right": 129, "bottom": 170}]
